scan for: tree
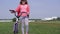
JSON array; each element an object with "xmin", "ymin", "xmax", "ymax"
[
  {"xmin": 12, "ymin": 18, "xmax": 16, "ymax": 22},
  {"xmin": 57, "ymin": 17, "xmax": 60, "ymax": 20}
]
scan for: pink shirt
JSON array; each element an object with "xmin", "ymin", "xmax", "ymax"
[{"xmin": 15, "ymin": 4, "xmax": 30, "ymax": 16}]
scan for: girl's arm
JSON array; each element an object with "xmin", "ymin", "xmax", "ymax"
[
  {"xmin": 15, "ymin": 5, "xmax": 20, "ymax": 12},
  {"xmin": 27, "ymin": 5, "xmax": 30, "ymax": 15},
  {"xmin": 15, "ymin": 5, "xmax": 21, "ymax": 16},
  {"xmin": 27, "ymin": 5, "xmax": 30, "ymax": 17}
]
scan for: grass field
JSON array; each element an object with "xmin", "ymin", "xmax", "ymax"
[{"xmin": 0, "ymin": 20, "xmax": 60, "ymax": 34}]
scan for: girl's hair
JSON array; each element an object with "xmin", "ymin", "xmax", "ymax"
[{"xmin": 20, "ymin": 0, "xmax": 28, "ymax": 4}]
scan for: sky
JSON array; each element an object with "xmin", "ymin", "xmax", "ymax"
[{"xmin": 0, "ymin": 0, "xmax": 60, "ymax": 19}]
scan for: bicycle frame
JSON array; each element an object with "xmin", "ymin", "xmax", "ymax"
[
  {"xmin": 14, "ymin": 12, "xmax": 19, "ymax": 34},
  {"xmin": 9, "ymin": 10, "xmax": 28, "ymax": 34}
]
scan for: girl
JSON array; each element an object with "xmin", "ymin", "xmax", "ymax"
[{"xmin": 15, "ymin": 0, "xmax": 30, "ymax": 34}]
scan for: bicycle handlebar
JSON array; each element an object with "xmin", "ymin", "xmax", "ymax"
[
  {"xmin": 9, "ymin": 10, "xmax": 29, "ymax": 18},
  {"xmin": 9, "ymin": 10, "xmax": 16, "ymax": 13}
]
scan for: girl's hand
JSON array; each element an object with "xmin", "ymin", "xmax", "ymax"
[{"xmin": 27, "ymin": 14, "xmax": 29, "ymax": 18}]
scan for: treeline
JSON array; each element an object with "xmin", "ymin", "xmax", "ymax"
[
  {"xmin": 53, "ymin": 17, "xmax": 60, "ymax": 21},
  {"xmin": 7, "ymin": 17, "xmax": 60, "ymax": 22}
]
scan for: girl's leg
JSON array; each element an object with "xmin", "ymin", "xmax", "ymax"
[
  {"xmin": 25, "ymin": 17, "xmax": 29, "ymax": 34},
  {"xmin": 21, "ymin": 17, "xmax": 25, "ymax": 34}
]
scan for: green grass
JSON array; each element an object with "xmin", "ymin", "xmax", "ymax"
[{"xmin": 0, "ymin": 20, "xmax": 60, "ymax": 34}]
